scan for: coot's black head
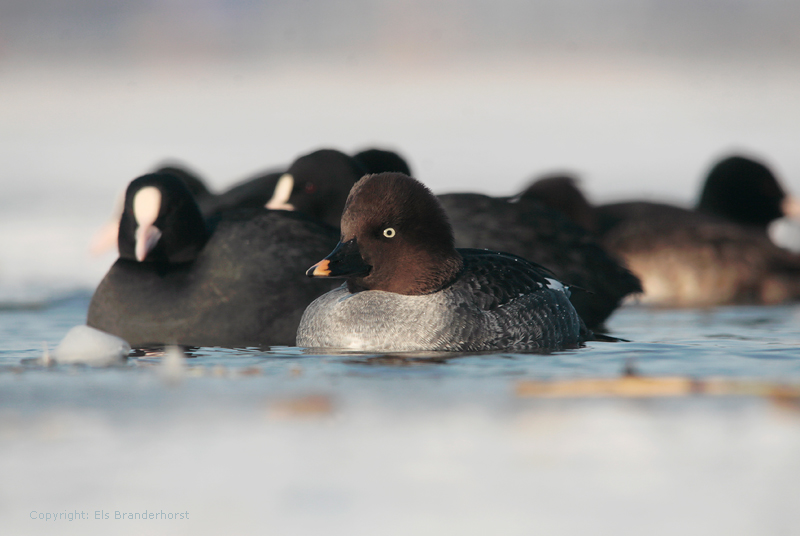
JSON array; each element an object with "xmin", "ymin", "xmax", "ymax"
[
  {"xmin": 698, "ymin": 155, "xmax": 786, "ymax": 228},
  {"xmin": 154, "ymin": 164, "xmax": 213, "ymax": 202},
  {"xmin": 519, "ymin": 174, "xmax": 597, "ymax": 233},
  {"xmin": 353, "ymin": 148, "xmax": 412, "ymax": 176},
  {"xmin": 118, "ymin": 173, "xmax": 209, "ymax": 264},
  {"xmin": 306, "ymin": 173, "xmax": 463, "ymax": 295},
  {"xmin": 265, "ymin": 149, "xmax": 366, "ymax": 228}
]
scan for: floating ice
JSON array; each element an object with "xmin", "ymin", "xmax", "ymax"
[{"xmin": 52, "ymin": 325, "xmax": 130, "ymax": 366}]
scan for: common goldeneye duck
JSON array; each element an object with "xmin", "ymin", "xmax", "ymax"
[
  {"xmin": 88, "ymin": 172, "xmax": 339, "ymax": 347},
  {"xmin": 297, "ymin": 173, "xmax": 590, "ymax": 352},
  {"xmin": 257, "ymin": 151, "xmax": 637, "ymax": 330}
]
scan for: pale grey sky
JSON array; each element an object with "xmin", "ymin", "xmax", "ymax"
[{"xmin": 2, "ymin": 1, "xmax": 799, "ymax": 66}]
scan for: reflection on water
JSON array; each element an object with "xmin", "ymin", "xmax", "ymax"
[{"xmin": 2, "ymin": 291, "xmax": 799, "ymax": 379}]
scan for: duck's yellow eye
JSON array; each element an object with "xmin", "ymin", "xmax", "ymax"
[{"xmin": 383, "ymin": 227, "xmax": 396, "ymax": 238}]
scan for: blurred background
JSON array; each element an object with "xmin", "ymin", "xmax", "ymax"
[{"xmin": 1, "ymin": 0, "xmax": 800, "ymax": 298}]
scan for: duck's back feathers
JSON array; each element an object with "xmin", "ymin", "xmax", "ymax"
[
  {"xmin": 455, "ymin": 248, "xmax": 557, "ymax": 308},
  {"xmin": 451, "ymin": 249, "xmax": 588, "ymax": 350}
]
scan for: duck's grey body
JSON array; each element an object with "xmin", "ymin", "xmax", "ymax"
[{"xmin": 298, "ymin": 249, "xmax": 585, "ymax": 352}]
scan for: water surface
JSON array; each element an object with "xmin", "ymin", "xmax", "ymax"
[{"xmin": 1, "ymin": 293, "xmax": 799, "ymax": 535}]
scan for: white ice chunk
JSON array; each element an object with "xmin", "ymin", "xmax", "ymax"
[{"xmin": 53, "ymin": 325, "xmax": 131, "ymax": 366}]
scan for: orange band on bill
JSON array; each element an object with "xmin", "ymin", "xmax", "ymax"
[{"xmin": 311, "ymin": 259, "xmax": 331, "ymax": 276}]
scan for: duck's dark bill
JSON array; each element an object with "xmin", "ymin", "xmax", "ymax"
[{"xmin": 306, "ymin": 238, "xmax": 371, "ymax": 278}]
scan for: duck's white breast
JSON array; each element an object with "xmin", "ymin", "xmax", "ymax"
[{"xmin": 296, "ymin": 284, "xmax": 472, "ymax": 352}]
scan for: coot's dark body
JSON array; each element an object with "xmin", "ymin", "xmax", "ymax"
[
  {"xmin": 201, "ymin": 170, "xmax": 284, "ymax": 216},
  {"xmin": 595, "ymin": 202, "xmax": 800, "ymax": 306},
  {"xmin": 438, "ymin": 193, "xmax": 642, "ymax": 329},
  {"xmin": 520, "ymin": 158, "xmax": 800, "ymax": 307},
  {"xmin": 88, "ymin": 174, "xmax": 340, "ymax": 347}
]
